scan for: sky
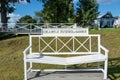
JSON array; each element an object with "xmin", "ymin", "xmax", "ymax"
[
  {"xmin": 98, "ymin": 0, "xmax": 120, "ymax": 16},
  {"xmin": 13, "ymin": 0, "xmax": 43, "ymax": 17},
  {"xmin": 10, "ymin": 0, "xmax": 120, "ymax": 22}
]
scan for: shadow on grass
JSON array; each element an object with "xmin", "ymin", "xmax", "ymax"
[
  {"xmin": 0, "ymin": 32, "xmax": 27, "ymax": 41},
  {"xmin": 28, "ymin": 71, "xmax": 56, "ymax": 80},
  {"xmin": 108, "ymin": 57, "xmax": 120, "ymax": 80}
]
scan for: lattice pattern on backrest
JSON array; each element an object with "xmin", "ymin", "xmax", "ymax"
[{"xmin": 30, "ymin": 35, "xmax": 100, "ymax": 54}]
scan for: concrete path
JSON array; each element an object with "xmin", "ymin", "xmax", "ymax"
[{"xmin": 28, "ymin": 71, "xmax": 110, "ymax": 80}]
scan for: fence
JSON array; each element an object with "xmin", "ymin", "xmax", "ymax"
[{"xmin": 0, "ymin": 23, "xmax": 76, "ymax": 34}]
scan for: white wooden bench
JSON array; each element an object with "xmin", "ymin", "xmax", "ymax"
[{"xmin": 23, "ymin": 28, "xmax": 109, "ymax": 80}]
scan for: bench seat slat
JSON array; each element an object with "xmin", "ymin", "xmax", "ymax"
[
  {"xmin": 26, "ymin": 53, "xmax": 105, "ymax": 65},
  {"xmin": 26, "ymin": 55, "xmax": 66, "ymax": 65},
  {"xmin": 66, "ymin": 54, "xmax": 105, "ymax": 65}
]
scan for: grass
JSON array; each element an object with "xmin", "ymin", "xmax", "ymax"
[
  {"xmin": 90, "ymin": 28, "xmax": 120, "ymax": 80},
  {"xmin": 0, "ymin": 28, "xmax": 120, "ymax": 80},
  {"xmin": 0, "ymin": 36, "xmax": 29, "ymax": 80}
]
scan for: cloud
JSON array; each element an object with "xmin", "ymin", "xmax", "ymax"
[
  {"xmin": 8, "ymin": 13, "xmax": 21, "ymax": 28},
  {"xmin": 73, "ymin": 0, "xmax": 119, "ymax": 4},
  {"xmin": 19, "ymin": 0, "xmax": 28, "ymax": 4},
  {"xmin": 0, "ymin": 13, "xmax": 21, "ymax": 28},
  {"xmin": 73, "ymin": 0, "xmax": 79, "ymax": 3},
  {"xmin": 8, "ymin": 13, "xmax": 21, "ymax": 23},
  {"xmin": 97, "ymin": 0, "xmax": 118, "ymax": 4}
]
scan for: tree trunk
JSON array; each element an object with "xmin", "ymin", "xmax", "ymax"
[{"xmin": 1, "ymin": 1, "xmax": 8, "ymax": 31}]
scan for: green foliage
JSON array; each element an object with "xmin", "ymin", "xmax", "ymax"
[
  {"xmin": 18, "ymin": 15, "xmax": 37, "ymax": 29},
  {"xmin": 35, "ymin": 11, "xmax": 45, "ymax": 23},
  {"xmin": 76, "ymin": 0, "xmax": 99, "ymax": 27},
  {"xmin": 0, "ymin": 33, "xmax": 13, "ymax": 40},
  {"xmin": 19, "ymin": 15, "xmax": 37, "ymax": 23},
  {"xmin": 36, "ymin": 0, "xmax": 74, "ymax": 23},
  {"xmin": 8, "ymin": 7, "xmax": 16, "ymax": 13},
  {"xmin": 94, "ymin": 24, "xmax": 99, "ymax": 30}
]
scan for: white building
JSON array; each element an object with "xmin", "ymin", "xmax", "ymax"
[
  {"xmin": 113, "ymin": 16, "xmax": 120, "ymax": 28},
  {"xmin": 95, "ymin": 12, "xmax": 115, "ymax": 28}
]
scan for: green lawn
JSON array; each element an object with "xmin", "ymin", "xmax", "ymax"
[{"xmin": 0, "ymin": 28, "xmax": 120, "ymax": 80}]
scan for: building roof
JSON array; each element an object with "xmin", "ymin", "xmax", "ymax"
[
  {"xmin": 97, "ymin": 12, "xmax": 114, "ymax": 19},
  {"xmin": 101, "ymin": 12, "xmax": 114, "ymax": 18}
]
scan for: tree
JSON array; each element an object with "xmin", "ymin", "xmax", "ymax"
[
  {"xmin": 35, "ymin": 11, "xmax": 44, "ymax": 23},
  {"xmin": 0, "ymin": 0, "xmax": 30, "ymax": 30},
  {"xmin": 17, "ymin": 15, "xmax": 37, "ymax": 29},
  {"xmin": 18, "ymin": 15, "xmax": 36, "ymax": 23},
  {"xmin": 76, "ymin": 0, "xmax": 99, "ymax": 27},
  {"xmin": 35, "ymin": 0, "xmax": 74, "ymax": 23}
]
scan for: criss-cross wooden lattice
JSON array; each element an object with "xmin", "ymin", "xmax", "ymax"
[{"xmin": 33, "ymin": 36, "xmax": 99, "ymax": 54}]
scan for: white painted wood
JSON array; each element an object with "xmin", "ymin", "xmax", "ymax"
[
  {"xmin": 30, "ymin": 34, "xmax": 100, "ymax": 37},
  {"xmin": 23, "ymin": 28, "xmax": 109, "ymax": 80},
  {"xmin": 26, "ymin": 56, "xmax": 66, "ymax": 65},
  {"xmin": 26, "ymin": 54, "xmax": 105, "ymax": 65},
  {"xmin": 31, "ymin": 52, "xmax": 100, "ymax": 55},
  {"xmin": 66, "ymin": 54, "xmax": 105, "ymax": 65},
  {"xmin": 31, "ymin": 69, "xmax": 104, "ymax": 72},
  {"xmin": 42, "ymin": 28, "xmax": 88, "ymax": 36},
  {"xmin": 24, "ymin": 55, "xmax": 27, "ymax": 80}
]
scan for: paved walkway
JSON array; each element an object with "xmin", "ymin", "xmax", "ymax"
[{"xmin": 28, "ymin": 71, "xmax": 110, "ymax": 80}]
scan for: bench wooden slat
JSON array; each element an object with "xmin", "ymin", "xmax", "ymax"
[{"xmin": 26, "ymin": 53, "xmax": 105, "ymax": 65}]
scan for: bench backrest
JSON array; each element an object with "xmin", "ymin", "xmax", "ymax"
[{"xmin": 29, "ymin": 28, "xmax": 101, "ymax": 55}]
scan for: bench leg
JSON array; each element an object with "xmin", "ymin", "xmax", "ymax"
[
  {"xmin": 64, "ymin": 65, "xmax": 67, "ymax": 70},
  {"xmin": 104, "ymin": 59, "xmax": 108, "ymax": 80},
  {"xmin": 24, "ymin": 60, "xmax": 27, "ymax": 80},
  {"xmin": 98, "ymin": 62, "xmax": 101, "ymax": 69},
  {"xmin": 30, "ymin": 62, "xmax": 32, "ymax": 69}
]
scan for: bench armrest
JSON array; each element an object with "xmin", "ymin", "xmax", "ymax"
[
  {"xmin": 23, "ymin": 45, "xmax": 32, "ymax": 58},
  {"xmin": 100, "ymin": 45, "xmax": 109, "ymax": 57},
  {"xmin": 100, "ymin": 45, "xmax": 109, "ymax": 52}
]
